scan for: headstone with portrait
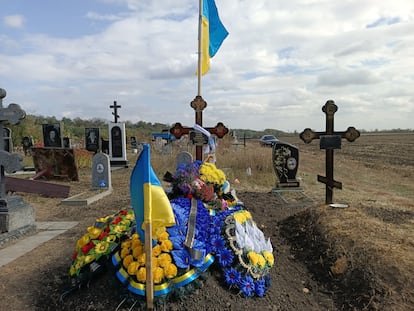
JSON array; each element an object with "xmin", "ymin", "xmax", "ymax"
[
  {"xmin": 42, "ymin": 124, "xmax": 63, "ymax": 148},
  {"xmin": 272, "ymin": 141, "xmax": 300, "ymax": 188},
  {"xmin": 86, "ymin": 128, "xmax": 100, "ymax": 153}
]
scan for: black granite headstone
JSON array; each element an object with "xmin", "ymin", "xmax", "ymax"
[
  {"xmin": 43, "ymin": 124, "xmax": 62, "ymax": 148},
  {"xmin": 272, "ymin": 141, "xmax": 300, "ymax": 188},
  {"xmin": 111, "ymin": 126, "xmax": 123, "ymax": 157},
  {"xmin": 86, "ymin": 128, "xmax": 100, "ymax": 152}
]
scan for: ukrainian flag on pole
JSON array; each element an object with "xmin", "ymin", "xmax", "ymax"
[
  {"xmin": 130, "ymin": 144, "xmax": 175, "ymax": 239},
  {"xmin": 201, "ymin": 0, "xmax": 228, "ymax": 75}
]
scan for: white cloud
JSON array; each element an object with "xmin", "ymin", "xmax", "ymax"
[
  {"xmin": 0, "ymin": 0, "xmax": 413, "ymax": 131},
  {"xmin": 3, "ymin": 15, "xmax": 25, "ymax": 28}
]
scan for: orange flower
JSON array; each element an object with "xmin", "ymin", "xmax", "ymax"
[{"xmin": 160, "ymin": 240, "xmax": 173, "ymax": 252}]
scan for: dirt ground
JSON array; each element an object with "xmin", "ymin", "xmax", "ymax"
[{"xmin": 0, "ymin": 132, "xmax": 413, "ymax": 311}]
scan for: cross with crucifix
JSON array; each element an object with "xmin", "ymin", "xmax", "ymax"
[
  {"xmin": 110, "ymin": 101, "xmax": 121, "ymax": 123},
  {"xmin": 300, "ymin": 100, "xmax": 360, "ymax": 204},
  {"xmin": 169, "ymin": 95, "xmax": 229, "ymax": 161}
]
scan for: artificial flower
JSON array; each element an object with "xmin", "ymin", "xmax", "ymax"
[
  {"xmin": 123, "ymin": 255, "xmax": 134, "ymax": 268},
  {"xmin": 87, "ymin": 226, "xmax": 102, "ymax": 239},
  {"xmin": 95, "ymin": 241, "xmax": 109, "ymax": 254},
  {"xmin": 160, "ymin": 239, "xmax": 173, "ymax": 252},
  {"xmin": 164, "ymin": 263, "xmax": 178, "ymax": 279},
  {"xmin": 263, "ymin": 250, "xmax": 274, "ymax": 266},
  {"xmin": 127, "ymin": 261, "xmax": 139, "ymax": 275},
  {"xmin": 153, "ymin": 266, "xmax": 164, "ymax": 284},
  {"xmin": 157, "ymin": 253, "xmax": 172, "ymax": 268},
  {"xmin": 136, "ymin": 267, "xmax": 146, "ymax": 283}
]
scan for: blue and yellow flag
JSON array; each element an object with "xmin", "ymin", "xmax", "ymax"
[
  {"xmin": 130, "ymin": 144, "xmax": 175, "ymax": 239},
  {"xmin": 201, "ymin": 0, "xmax": 228, "ymax": 75}
]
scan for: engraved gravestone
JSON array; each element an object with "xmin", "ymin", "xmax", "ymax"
[
  {"xmin": 272, "ymin": 142, "xmax": 300, "ymax": 188},
  {"xmin": 91, "ymin": 152, "xmax": 111, "ymax": 189},
  {"xmin": 176, "ymin": 151, "xmax": 193, "ymax": 168}
]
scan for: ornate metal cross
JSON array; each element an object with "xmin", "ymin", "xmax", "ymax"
[
  {"xmin": 110, "ymin": 101, "xmax": 121, "ymax": 123},
  {"xmin": 0, "ymin": 88, "xmax": 26, "ymax": 207},
  {"xmin": 170, "ymin": 95, "xmax": 229, "ymax": 161},
  {"xmin": 300, "ymin": 100, "xmax": 360, "ymax": 204}
]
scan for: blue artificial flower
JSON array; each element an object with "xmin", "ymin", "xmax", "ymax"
[
  {"xmin": 171, "ymin": 249, "xmax": 191, "ymax": 269},
  {"xmin": 223, "ymin": 267, "xmax": 241, "ymax": 287},
  {"xmin": 217, "ymin": 247, "xmax": 234, "ymax": 267},
  {"xmin": 210, "ymin": 235, "xmax": 225, "ymax": 253},
  {"xmin": 169, "ymin": 235, "xmax": 185, "ymax": 249},
  {"xmin": 255, "ymin": 277, "xmax": 267, "ymax": 297},
  {"xmin": 240, "ymin": 275, "xmax": 255, "ymax": 297}
]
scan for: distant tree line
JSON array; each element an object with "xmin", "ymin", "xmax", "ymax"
[{"xmin": 5, "ymin": 114, "xmax": 412, "ymax": 149}]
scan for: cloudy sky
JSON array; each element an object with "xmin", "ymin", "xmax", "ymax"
[{"xmin": 1, "ymin": 0, "xmax": 413, "ymax": 132}]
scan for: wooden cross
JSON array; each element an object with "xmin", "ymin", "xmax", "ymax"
[
  {"xmin": 169, "ymin": 95, "xmax": 229, "ymax": 161},
  {"xmin": 300, "ymin": 100, "xmax": 360, "ymax": 204},
  {"xmin": 110, "ymin": 101, "xmax": 121, "ymax": 123}
]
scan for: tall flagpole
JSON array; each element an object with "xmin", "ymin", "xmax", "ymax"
[
  {"xmin": 145, "ymin": 149, "xmax": 154, "ymax": 310},
  {"xmin": 197, "ymin": 0, "xmax": 202, "ymax": 96}
]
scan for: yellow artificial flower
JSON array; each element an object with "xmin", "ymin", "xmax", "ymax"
[
  {"xmin": 137, "ymin": 253, "xmax": 146, "ymax": 266},
  {"xmin": 75, "ymin": 256, "xmax": 85, "ymax": 270},
  {"xmin": 164, "ymin": 263, "xmax": 178, "ymax": 279},
  {"xmin": 84, "ymin": 254, "xmax": 96, "ymax": 264},
  {"xmin": 152, "ymin": 256, "xmax": 159, "ymax": 268},
  {"xmin": 120, "ymin": 246, "xmax": 131, "ymax": 259},
  {"xmin": 69, "ymin": 265, "xmax": 76, "ymax": 276},
  {"xmin": 157, "ymin": 231, "xmax": 169, "ymax": 241},
  {"xmin": 257, "ymin": 254, "xmax": 266, "ymax": 268},
  {"xmin": 113, "ymin": 225, "xmax": 127, "ymax": 234},
  {"xmin": 153, "ymin": 267, "xmax": 164, "ymax": 284},
  {"xmin": 131, "ymin": 233, "xmax": 140, "ymax": 240},
  {"xmin": 160, "ymin": 239, "xmax": 173, "ymax": 253},
  {"xmin": 132, "ymin": 239, "xmax": 142, "ymax": 249},
  {"xmin": 123, "ymin": 254, "xmax": 134, "ymax": 268},
  {"xmin": 76, "ymin": 234, "xmax": 90, "ymax": 249},
  {"xmin": 87, "ymin": 226, "xmax": 102, "ymax": 239},
  {"xmin": 121, "ymin": 240, "xmax": 132, "ymax": 250},
  {"xmin": 95, "ymin": 216, "xmax": 109, "ymax": 223},
  {"xmin": 132, "ymin": 245, "xmax": 144, "ymax": 259},
  {"xmin": 106, "ymin": 235, "xmax": 117, "ymax": 243},
  {"xmin": 199, "ymin": 163, "xmax": 226, "ymax": 186},
  {"xmin": 136, "ymin": 267, "xmax": 146, "ymax": 283},
  {"xmin": 263, "ymin": 250, "xmax": 274, "ymax": 266},
  {"xmin": 247, "ymin": 251, "xmax": 259, "ymax": 266},
  {"xmin": 154, "ymin": 226, "xmax": 166, "ymax": 239},
  {"xmin": 125, "ymin": 212, "xmax": 135, "ymax": 221},
  {"xmin": 95, "ymin": 241, "xmax": 109, "ymax": 254},
  {"xmin": 152, "ymin": 244, "xmax": 162, "ymax": 257},
  {"xmin": 127, "ymin": 261, "xmax": 139, "ymax": 275},
  {"xmin": 157, "ymin": 253, "xmax": 172, "ymax": 268}
]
